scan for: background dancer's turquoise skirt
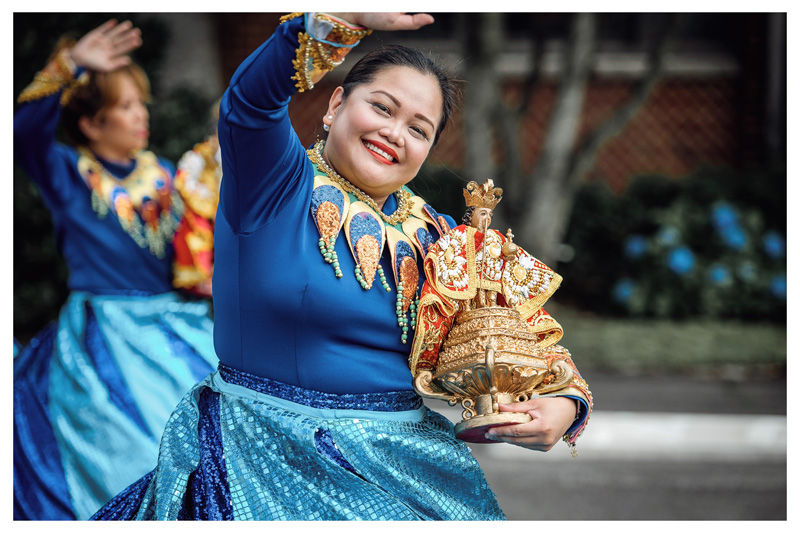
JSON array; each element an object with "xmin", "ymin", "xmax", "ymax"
[
  {"xmin": 93, "ymin": 366, "xmax": 506, "ymax": 520},
  {"xmin": 14, "ymin": 291, "xmax": 218, "ymax": 520}
]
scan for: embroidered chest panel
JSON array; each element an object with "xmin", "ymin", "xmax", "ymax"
[{"xmin": 78, "ymin": 148, "xmax": 184, "ymax": 259}]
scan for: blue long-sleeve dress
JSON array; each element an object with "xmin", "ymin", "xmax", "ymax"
[
  {"xmin": 91, "ymin": 14, "xmax": 590, "ymax": 521},
  {"xmin": 13, "ymin": 51, "xmax": 218, "ymax": 520}
]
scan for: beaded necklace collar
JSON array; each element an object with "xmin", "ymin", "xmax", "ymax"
[
  {"xmin": 77, "ymin": 147, "xmax": 183, "ymax": 259},
  {"xmin": 308, "ymin": 140, "xmax": 413, "ymax": 226}
]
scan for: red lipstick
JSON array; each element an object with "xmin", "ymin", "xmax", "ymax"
[{"xmin": 363, "ymin": 139, "xmax": 398, "ymax": 164}]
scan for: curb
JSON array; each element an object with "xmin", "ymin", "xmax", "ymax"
[{"xmin": 473, "ymin": 410, "xmax": 788, "ymax": 462}]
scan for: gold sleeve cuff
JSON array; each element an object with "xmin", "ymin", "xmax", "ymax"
[
  {"xmin": 538, "ymin": 344, "xmax": 593, "ymax": 451},
  {"xmin": 17, "ymin": 48, "xmax": 87, "ymax": 105},
  {"xmin": 284, "ymin": 12, "xmax": 372, "ymax": 92}
]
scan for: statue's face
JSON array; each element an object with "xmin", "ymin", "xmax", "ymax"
[{"xmin": 470, "ymin": 207, "xmax": 493, "ymax": 232}]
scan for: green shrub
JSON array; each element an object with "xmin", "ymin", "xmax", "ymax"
[{"xmin": 559, "ymin": 167, "xmax": 786, "ymax": 321}]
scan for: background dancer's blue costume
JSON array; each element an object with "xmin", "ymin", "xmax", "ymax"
[
  {"xmin": 13, "ymin": 50, "xmax": 218, "ymax": 520},
  {"xmin": 92, "ymin": 13, "xmax": 591, "ymax": 521}
]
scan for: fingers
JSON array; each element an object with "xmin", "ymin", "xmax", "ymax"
[
  {"xmin": 496, "ymin": 401, "xmax": 531, "ymax": 414},
  {"xmin": 404, "ymin": 13, "xmax": 435, "ymax": 29},
  {"xmin": 485, "ymin": 419, "xmax": 560, "ymax": 451},
  {"xmin": 106, "ymin": 20, "xmax": 141, "ymax": 52},
  {"xmin": 391, "ymin": 13, "xmax": 435, "ymax": 30},
  {"xmin": 90, "ymin": 19, "xmax": 119, "ymax": 35},
  {"xmin": 113, "ymin": 29, "xmax": 143, "ymax": 56},
  {"xmin": 104, "ymin": 19, "xmax": 133, "ymax": 38},
  {"xmin": 358, "ymin": 13, "xmax": 435, "ymax": 31}
]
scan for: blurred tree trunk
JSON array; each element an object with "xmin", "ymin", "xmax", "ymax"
[
  {"xmin": 460, "ymin": 13, "xmax": 504, "ymax": 186},
  {"xmin": 457, "ymin": 13, "xmax": 681, "ymax": 266}
]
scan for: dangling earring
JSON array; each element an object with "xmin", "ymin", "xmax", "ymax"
[{"xmin": 323, "ymin": 115, "xmax": 332, "ymax": 132}]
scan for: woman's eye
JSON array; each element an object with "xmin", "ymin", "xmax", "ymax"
[
  {"xmin": 372, "ymin": 102, "xmax": 389, "ymax": 113},
  {"xmin": 412, "ymin": 126, "xmax": 429, "ymax": 140}
]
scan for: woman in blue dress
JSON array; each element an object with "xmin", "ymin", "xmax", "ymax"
[
  {"xmin": 13, "ymin": 19, "xmax": 218, "ymax": 520},
  {"xmin": 92, "ymin": 12, "xmax": 592, "ymax": 520}
]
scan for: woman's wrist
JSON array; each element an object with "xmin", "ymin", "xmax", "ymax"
[
  {"xmin": 322, "ymin": 13, "xmax": 362, "ymax": 27},
  {"xmin": 62, "ymin": 47, "xmax": 78, "ymax": 72},
  {"xmin": 310, "ymin": 13, "xmax": 371, "ymax": 43},
  {"xmin": 285, "ymin": 12, "xmax": 371, "ymax": 93}
]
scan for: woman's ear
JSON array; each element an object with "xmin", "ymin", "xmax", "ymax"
[
  {"xmin": 326, "ymin": 86, "xmax": 345, "ymax": 120},
  {"xmin": 78, "ymin": 115, "xmax": 102, "ymax": 142}
]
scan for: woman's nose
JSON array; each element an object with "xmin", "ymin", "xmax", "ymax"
[{"xmin": 380, "ymin": 123, "xmax": 404, "ymax": 147}]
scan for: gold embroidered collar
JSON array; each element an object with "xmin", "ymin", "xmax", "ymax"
[
  {"xmin": 77, "ymin": 147, "xmax": 183, "ymax": 259},
  {"xmin": 307, "ymin": 140, "xmax": 413, "ymax": 226}
]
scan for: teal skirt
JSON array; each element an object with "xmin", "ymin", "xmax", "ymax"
[
  {"xmin": 14, "ymin": 291, "xmax": 218, "ymax": 520},
  {"xmin": 93, "ymin": 365, "xmax": 506, "ymax": 520}
]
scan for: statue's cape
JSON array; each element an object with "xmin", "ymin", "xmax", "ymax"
[{"xmin": 410, "ymin": 225, "xmax": 564, "ymax": 375}]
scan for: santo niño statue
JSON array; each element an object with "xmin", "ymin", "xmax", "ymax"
[{"xmin": 409, "ymin": 179, "xmax": 592, "ymax": 446}]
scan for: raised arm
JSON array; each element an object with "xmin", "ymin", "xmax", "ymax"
[{"xmin": 217, "ymin": 12, "xmax": 433, "ymax": 234}]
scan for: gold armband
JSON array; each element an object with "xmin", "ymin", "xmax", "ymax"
[
  {"xmin": 18, "ymin": 48, "xmax": 88, "ymax": 105},
  {"xmin": 283, "ymin": 12, "xmax": 372, "ymax": 92}
]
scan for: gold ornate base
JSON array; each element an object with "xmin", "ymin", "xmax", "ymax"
[{"xmin": 454, "ymin": 412, "xmax": 532, "ymax": 443}]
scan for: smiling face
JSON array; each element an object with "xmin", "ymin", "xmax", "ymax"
[
  {"xmin": 321, "ymin": 66, "xmax": 444, "ymax": 208},
  {"xmin": 83, "ymin": 73, "xmax": 150, "ymax": 162}
]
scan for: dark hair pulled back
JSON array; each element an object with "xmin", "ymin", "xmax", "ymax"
[{"xmin": 341, "ymin": 44, "xmax": 460, "ymax": 146}]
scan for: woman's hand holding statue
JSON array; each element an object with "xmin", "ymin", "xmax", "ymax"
[{"xmin": 485, "ymin": 397, "xmax": 579, "ymax": 451}]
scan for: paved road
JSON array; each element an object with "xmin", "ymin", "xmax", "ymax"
[{"xmin": 425, "ymin": 374, "xmax": 788, "ymax": 520}]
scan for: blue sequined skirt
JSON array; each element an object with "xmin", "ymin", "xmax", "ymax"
[
  {"xmin": 13, "ymin": 291, "xmax": 218, "ymax": 520},
  {"xmin": 92, "ymin": 364, "xmax": 506, "ymax": 520}
]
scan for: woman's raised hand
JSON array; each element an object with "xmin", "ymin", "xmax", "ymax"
[
  {"xmin": 327, "ymin": 13, "xmax": 435, "ymax": 31},
  {"xmin": 69, "ymin": 19, "xmax": 143, "ymax": 72}
]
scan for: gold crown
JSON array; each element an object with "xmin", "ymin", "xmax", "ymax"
[{"xmin": 463, "ymin": 179, "xmax": 503, "ymax": 210}]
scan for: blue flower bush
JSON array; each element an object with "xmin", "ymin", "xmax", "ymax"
[
  {"xmin": 612, "ymin": 278, "xmax": 637, "ymax": 304},
  {"xmin": 667, "ymin": 246, "xmax": 695, "ymax": 274},
  {"xmin": 708, "ymin": 264, "xmax": 733, "ymax": 287},
  {"xmin": 623, "ymin": 235, "xmax": 647, "ymax": 259},
  {"xmin": 762, "ymin": 231, "xmax": 786, "ymax": 258},
  {"xmin": 559, "ymin": 168, "xmax": 786, "ymax": 320}
]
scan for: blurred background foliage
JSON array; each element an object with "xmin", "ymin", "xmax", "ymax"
[{"xmin": 559, "ymin": 166, "xmax": 786, "ymax": 321}]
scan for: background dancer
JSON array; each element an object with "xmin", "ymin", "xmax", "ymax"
[{"xmin": 13, "ymin": 19, "xmax": 218, "ymax": 520}]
